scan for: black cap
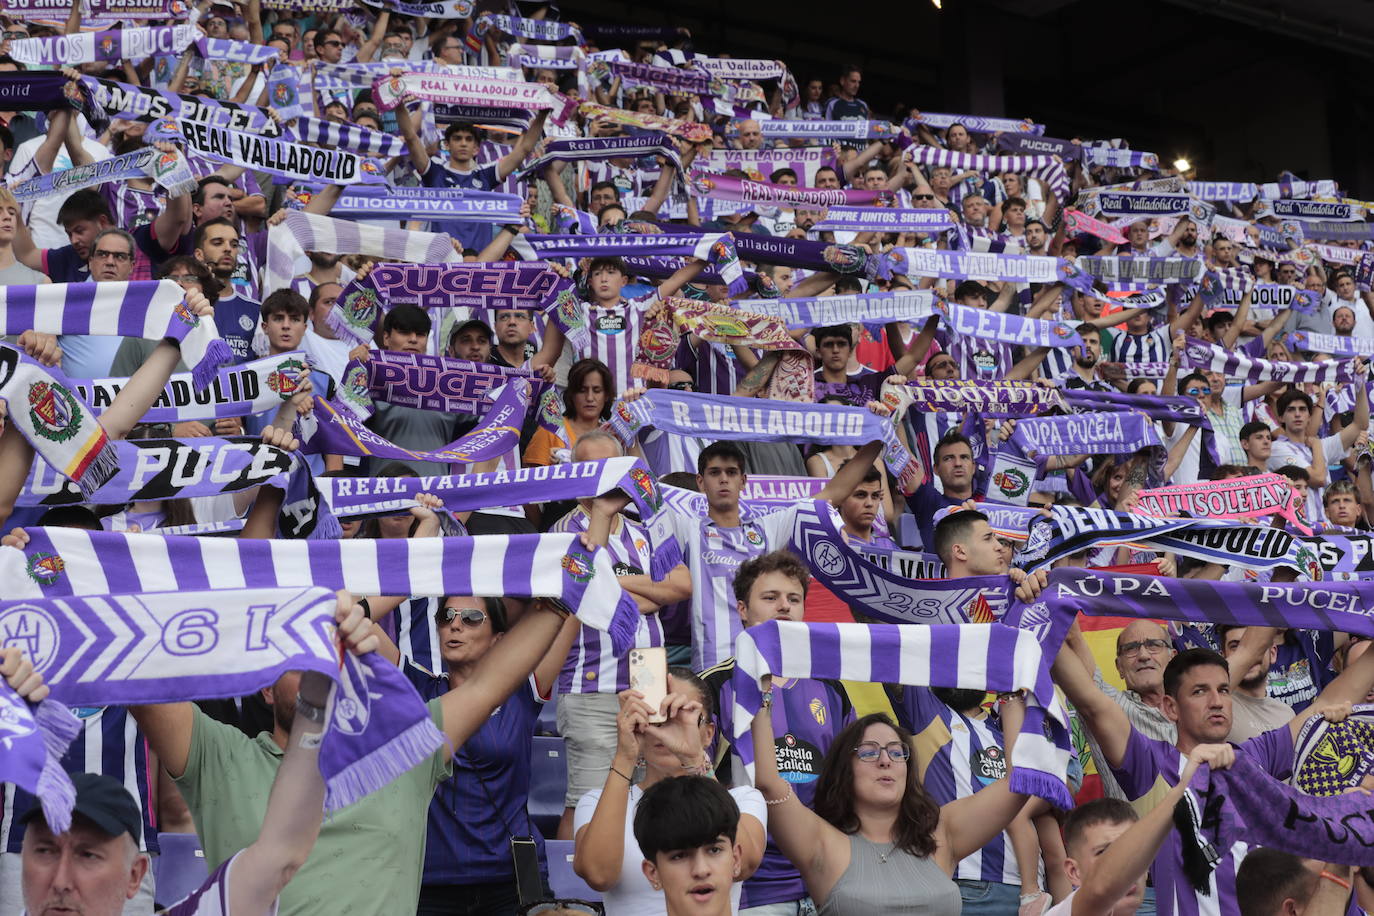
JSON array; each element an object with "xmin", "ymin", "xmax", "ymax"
[
  {"xmin": 21, "ymin": 772, "xmax": 142, "ymax": 842},
  {"xmin": 450, "ymin": 318, "xmax": 494, "ymax": 342}
]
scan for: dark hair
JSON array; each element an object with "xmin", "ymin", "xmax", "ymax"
[
  {"xmin": 563, "ymin": 359, "xmax": 614, "ymax": 420},
  {"xmin": 1239, "ymin": 420, "xmax": 1271, "ymax": 442},
  {"xmin": 953, "ymin": 280, "xmax": 989, "ymax": 302},
  {"xmin": 1203, "ymin": 311, "xmax": 1233, "ymax": 334},
  {"xmin": 814, "ymin": 165, "xmax": 840, "ymax": 182},
  {"xmin": 435, "ymin": 596, "xmax": 509, "ymax": 633},
  {"xmin": 586, "ymin": 255, "xmax": 629, "ymax": 279},
  {"xmin": 443, "ymin": 121, "xmax": 483, "ymax": 143},
  {"xmin": 833, "ymin": 276, "xmax": 864, "ymax": 295},
  {"xmin": 1276, "ymin": 390, "xmax": 1313, "ymax": 416},
  {"xmin": 194, "ymin": 217, "xmax": 238, "ymax": 252},
  {"xmin": 1162, "ymin": 647, "xmax": 1228, "ymax": 699},
  {"xmin": 1276, "ymin": 464, "xmax": 1309, "ymax": 485},
  {"xmin": 661, "ymin": 471, "xmax": 698, "ymax": 491},
  {"xmin": 931, "ymin": 509, "xmax": 988, "ymax": 566},
  {"xmin": 193, "ymin": 174, "xmax": 231, "ymax": 205},
  {"xmin": 589, "ymin": 180, "xmax": 620, "ymax": 199},
  {"xmin": 260, "ymin": 289, "xmax": 309, "ymax": 322},
  {"xmin": 381, "ymin": 304, "xmax": 431, "ymax": 336},
  {"xmin": 813, "ymin": 324, "xmax": 853, "ymax": 348},
  {"xmin": 633, "ymin": 776, "xmax": 740, "ymax": 861},
  {"xmin": 813, "ymin": 713, "xmax": 939, "ymax": 857},
  {"xmin": 1178, "ymin": 371, "xmax": 1209, "ymax": 393},
  {"xmin": 56, "ymin": 189, "xmax": 112, "ymax": 230},
  {"xmin": 732, "ymin": 550, "xmax": 809, "ymax": 604},
  {"xmin": 1062, "ymin": 797, "xmax": 1138, "ymax": 856},
  {"xmin": 1236, "ymin": 847, "xmax": 1318, "ymax": 916},
  {"xmin": 0, "ymin": 123, "xmax": 15, "ymax": 155},
  {"xmin": 836, "ymin": 459, "xmax": 882, "ymax": 487},
  {"xmin": 37, "ymin": 505, "xmax": 103, "ymax": 530},
  {"xmin": 697, "ymin": 441, "xmax": 748, "ymax": 476},
  {"xmin": 313, "ymin": 28, "xmax": 341, "ymax": 48},
  {"xmin": 1125, "ymin": 378, "xmax": 1155, "ymax": 394},
  {"xmin": 668, "ymin": 665, "xmax": 716, "ymax": 721},
  {"xmin": 933, "ymin": 431, "xmax": 972, "ymax": 464},
  {"xmin": 838, "ymin": 63, "xmax": 861, "ymax": 77},
  {"xmin": 770, "ymin": 167, "xmax": 797, "ymax": 183},
  {"xmin": 1003, "ymin": 196, "xmax": 1027, "ymax": 210}
]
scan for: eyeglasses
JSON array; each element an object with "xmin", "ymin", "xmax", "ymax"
[
  {"xmin": 854, "ymin": 741, "xmax": 910, "ymax": 763},
  {"xmin": 3, "ymin": 30, "xmax": 28, "ymax": 39},
  {"xmin": 438, "ymin": 606, "xmax": 488, "ymax": 628},
  {"xmin": 92, "ymin": 248, "xmax": 133, "ymax": 262},
  {"xmin": 1119, "ymin": 638, "xmax": 1170, "ymax": 658},
  {"xmin": 668, "ymin": 381, "xmax": 694, "ymax": 391},
  {"xmin": 1184, "ymin": 386, "xmax": 1212, "ymax": 397},
  {"xmin": 165, "ymin": 273, "xmax": 201, "ymax": 286},
  {"xmin": 519, "ymin": 901, "xmax": 604, "ymax": 916}
]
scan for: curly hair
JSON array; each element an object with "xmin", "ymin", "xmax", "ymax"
[{"xmin": 811, "ymin": 713, "xmax": 941, "ymax": 858}]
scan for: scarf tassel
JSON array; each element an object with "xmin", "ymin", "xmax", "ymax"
[
  {"xmin": 632, "ymin": 364, "xmax": 671, "ymax": 384},
  {"xmin": 648, "ymin": 533, "xmax": 684, "ymax": 581},
  {"xmin": 74, "ymin": 440, "xmax": 120, "ymax": 500},
  {"xmin": 35, "ymin": 700, "xmax": 81, "ymax": 834},
  {"xmin": 322, "ymin": 714, "xmax": 448, "ymax": 812},
  {"xmin": 190, "ymin": 339, "xmax": 235, "ymax": 392},
  {"xmin": 1009, "ymin": 764, "xmax": 1074, "ymax": 811}
]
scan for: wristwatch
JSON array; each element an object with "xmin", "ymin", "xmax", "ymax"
[{"xmin": 295, "ymin": 695, "xmax": 327, "ymax": 725}]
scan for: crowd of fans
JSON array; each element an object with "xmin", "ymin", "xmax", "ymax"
[{"xmin": 1, "ymin": 1, "xmax": 1374, "ymax": 915}]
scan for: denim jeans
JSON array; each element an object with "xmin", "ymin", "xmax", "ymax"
[{"xmin": 956, "ymin": 879, "xmax": 1023, "ymax": 915}]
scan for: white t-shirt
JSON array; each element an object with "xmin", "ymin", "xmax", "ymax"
[
  {"xmin": 1268, "ymin": 432, "xmax": 1347, "ymax": 524},
  {"xmin": 574, "ymin": 783, "xmax": 766, "ymax": 916},
  {"xmin": 1044, "ymin": 889, "xmax": 1076, "ymax": 915},
  {"xmin": 11, "ymin": 131, "xmax": 112, "ymax": 248}
]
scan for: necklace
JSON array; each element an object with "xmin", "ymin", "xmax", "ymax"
[{"xmin": 876, "ymin": 842, "xmax": 896, "ymax": 864}]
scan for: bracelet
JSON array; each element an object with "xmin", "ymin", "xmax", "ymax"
[
  {"xmin": 357, "ymin": 597, "xmax": 371, "ymax": 621},
  {"xmin": 760, "ymin": 688, "xmax": 775, "ymax": 710},
  {"xmin": 1319, "ymin": 870, "xmax": 1352, "ymax": 891},
  {"xmin": 294, "ymin": 695, "xmax": 327, "ymax": 725},
  {"xmin": 610, "ymin": 766, "xmax": 633, "ymax": 784},
  {"xmin": 764, "ymin": 787, "xmax": 793, "ymax": 807}
]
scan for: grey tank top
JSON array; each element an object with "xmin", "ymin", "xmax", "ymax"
[{"xmin": 815, "ymin": 833, "xmax": 962, "ymax": 916}]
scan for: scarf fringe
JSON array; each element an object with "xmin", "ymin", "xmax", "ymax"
[
  {"xmin": 190, "ymin": 339, "xmax": 235, "ymax": 391},
  {"xmin": 648, "ymin": 537, "xmax": 683, "ymax": 581},
  {"xmin": 75, "ymin": 442, "xmax": 120, "ymax": 499},
  {"xmin": 322, "ymin": 715, "xmax": 447, "ymax": 812},
  {"xmin": 325, "ymin": 308, "xmax": 368, "ymax": 347},
  {"xmin": 632, "ymin": 364, "xmax": 670, "ymax": 383},
  {"xmin": 35, "ymin": 700, "xmax": 81, "ymax": 834},
  {"xmin": 1009, "ymin": 767, "xmax": 1073, "ymax": 811},
  {"xmin": 605, "ymin": 592, "xmax": 641, "ymax": 656}
]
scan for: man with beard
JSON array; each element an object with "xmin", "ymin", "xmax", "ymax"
[
  {"xmin": 290, "ymin": 250, "xmax": 355, "ymax": 299},
  {"xmin": 1023, "ymin": 218, "xmax": 1050, "ymax": 255},
  {"xmin": 1217, "ymin": 625, "xmax": 1294, "ymax": 741},
  {"xmin": 195, "ymin": 217, "xmax": 260, "ymax": 363},
  {"xmin": 1057, "ymin": 323, "xmax": 1113, "ymax": 391},
  {"xmin": 1152, "ymin": 215, "xmax": 1200, "ymax": 258}
]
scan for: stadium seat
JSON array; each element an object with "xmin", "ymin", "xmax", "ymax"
[
  {"xmin": 537, "ymin": 690, "xmax": 560, "ymax": 735},
  {"xmin": 153, "ymin": 832, "xmax": 209, "ymax": 907},
  {"xmin": 528, "ymin": 734, "xmax": 568, "ymax": 837},
  {"xmin": 545, "ymin": 839, "xmax": 601, "ymax": 902}
]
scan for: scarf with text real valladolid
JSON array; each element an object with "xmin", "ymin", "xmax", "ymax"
[
  {"xmin": 729, "ymin": 620, "xmax": 1073, "ymax": 808},
  {"xmin": 0, "ymin": 586, "xmax": 446, "ymax": 829}
]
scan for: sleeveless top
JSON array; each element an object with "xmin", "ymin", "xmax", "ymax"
[{"xmin": 816, "ymin": 834, "xmax": 962, "ymax": 916}]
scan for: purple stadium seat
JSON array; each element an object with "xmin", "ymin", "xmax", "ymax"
[
  {"xmin": 153, "ymin": 832, "xmax": 209, "ymax": 908},
  {"xmin": 544, "ymin": 839, "xmax": 601, "ymax": 902},
  {"xmin": 528, "ymin": 734, "xmax": 567, "ymax": 837}
]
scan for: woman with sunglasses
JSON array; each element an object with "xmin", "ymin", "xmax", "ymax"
[
  {"xmin": 751, "ymin": 697, "xmax": 1030, "ymax": 915},
  {"xmin": 574, "ymin": 670, "xmax": 767, "ymax": 915}
]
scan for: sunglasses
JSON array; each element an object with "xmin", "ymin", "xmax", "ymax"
[
  {"xmin": 913, "ymin": 194, "xmax": 935, "ymax": 201},
  {"xmin": 668, "ymin": 380, "xmax": 694, "ymax": 391},
  {"xmin": 437, "ymin": 606, "xmax": 488, "ymax": 628},
  {"xmin": 3, "ymin": 30, "xmax": 28, "ymax": 39},
  {"xmin": 1184, "ymin": 386, "xmax": 1212, "ymax": 396},
  {"xmin": 854, "ymin": 741, "xmax": 910, "ymax": 763}
]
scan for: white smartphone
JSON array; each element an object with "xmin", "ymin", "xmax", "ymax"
[{"xmin": 628, "ymin": 646, "xmax": 669, "ymax": 724}]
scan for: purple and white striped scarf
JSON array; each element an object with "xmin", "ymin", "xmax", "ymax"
[
  {"xmin": 506, "ymin": 42, "xmax": 584, "ymax": 69},
  {"xmin": 0, "ymin": 280, "xmax": 230, "ymax": 390},
  {"xmin": 1260, "ymin": 179, "xmax": 1340, "ymax": 199},
  {"xmin": 516, "ymin": 134, "xmax": 685, "ymax": 184},
  {"xmin": 1180, "ymin": 336, "xmax": 1359, "ymax": 384},
  {"xmin": 1, "ymin": 525, "xmax": 641, "ymax": 654},
  {"xmin": 516, "ymin": 231, "xmax": 746, "ymax": 295},
  {"xmin": 906, "ymin": 145, "xmax": 1068, "ymax": 199},
  {"xmin": 151, "ymin": 119, "xmax": 385, "ymax": 189},
  {"xmin": 372, "ymin": 72, "xmax": 576, "ymax": 125},
  {"xmin": 1287, "ymin": 331, "xmax": 1374, "ymax": 357},
  {"xmin": 84, "ymin": 77, "xmax": 282, "ymax": 137},
  {"xmin": 689, "ymin": 170, "xmax": 891, "ymax": 208},
  {"xmin": 72, "ymin": 351, "xmax": 310, "ymax": 423},
  {"xmin": 8, "ymin": 145, "xmax": 195, "ymax": 203},
  {"xmin": 194, "ymin": 37, "xmax": 281, "ymax": 65},
  {"xmin": 1012, "ymin": 411, "xmax": 1162, "ymax": 456},
  {"xmin": 473, "ymin": 12, "xmax": 583, "ymax": 42},
  {"xmin": 729, "ymin": 619, "xmax": 1072, "ymax": 807},
  {"xmin": 305, "ymin": 378, "xmax": 534, "ymax": 466},
  {"xmin": 814, "ymin": 206, "xmax": 957, "ymax": 233},
  {"xmin": 311, "ymin": 62, "xmax": 521, "ymax": 93},
  {"xmin": 265, "ymin": 211, "xmax": 460, "ymax": 297},
  {"xmin": 1075, "ymin": 255, "xmax": 1206, "ymax": 285},
  {"xmin": 0, "ymin": 587, "xmax": 444, "ymax": 833},
  {"xmin": 607, "ymin": 59, "xmax": 712, "ymax": 94},
  {"xmin": 893, "ymin": 247, "xmax": 1094, "ymax": 294},
  {"xmin": 9, "ymin": 25, "xmax": 197, "ymax": 66},
  {"xmin": 1082, "ymin": 147, "xmax": 1160, "ymax": 170},
  {"xmin": 286, "ymin": 116, "xmax": 407, "ymax": 158},
  {"xmin": 336, "ymin": 350, "xmax": 550, "ymax": 421},
  {"xmin": 731, "ymin": 288, "xmax": 938, "ymax": 330},
  {"xmin": 882, "ymin": 378, "xmax": 1065, "ymax": 417},
  {"xmin": 297, "ymin": 185, "xmax": 523, "ymax": 223},
  {"xmin": 907, "ymin": 112, "xmax": 1045, "ymax": 135},
  {"xmin": 330, "ymin": 263, "xmax": 569, "ymax": 346},
  {"xmin": 21, "ymin": 436, "xmax": 337, "ymax": 539},
  {"xmin": 757, "ymin": 119, "xmax": 901, "ymax": 141}
]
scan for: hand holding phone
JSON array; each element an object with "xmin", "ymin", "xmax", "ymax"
[{"xmin": 629, "ymin": 647, "xmax": 668, "ymax": 724}]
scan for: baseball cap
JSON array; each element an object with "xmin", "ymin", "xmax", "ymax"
[
  {"xmin": 451, "ymin": 318, "xmax": 494, "ymax": 341},
  {"xmin": 21, "ymin": 772, "xmax": 142, "ymax": 842}
]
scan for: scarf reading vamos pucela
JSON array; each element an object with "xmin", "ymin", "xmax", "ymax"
[
  {"xmin": 631, "ymin": 296, "xmax": 813, "ymax": 398},
  {"xmin": 687, "ymin": 170, "xmax": 892, "ymax": 208},
  {"xmin": 728, "ymin": 620, "xmax": 1072, "ymax": 807},
  {"xmin": 516, "ymin": 135, "xmax": 687, "ymax": 185},
  {"xmin": 1187, "ymin": 181, "xmax": 1259, "ymax": 202},
  {"xmin": 327, "ymin": 262, "xmax": 572, "ymax": 347},
  {"xmin": 83, "ymin": 77, "xmax": 280, "ymax": 136},
  {"xmin": 0, "ymin": 346, "xmax": 117, "ymax": 498},
  {"xmin": 934, "ymin": 298, "xmax": 1084, "ymax": 349},
  {"xmin": 905, "ymin": 145, "xmax": 1069, "ymax": 199},
  {"xmin": 264, "ymin": 211, "xmax": 461, "ymax": 298},
  {"xmin": 576, "ymin": 102, "xmax": 712, "ymax": 142},
  {"xmin": 513, "ymin": 232, "xmax": 746, "ymax": 295},
  {"xmin": 730, "ymin": 288, "xmax": 940, "ymax": 331},
  {"xmin": 333, "ymin": 350, "xmax": 553, "ymax": 425},
  {"xmin": 71, "ymin": 351, "xmax": 310, "ymax": 422},
  {"xmin": 371, "ymin": 72, "xmax": 577, "ymax": 125},
  {"xmin": 7, "ymin": 24, "xmax": 197, "ymax": 66},
  {"xmin": 21, "ymin": 436, "xmax": 338, "ymax": 538},
  {"xmin": 0, "ymin": 586, "xmax": 446, "ymax": 829},
  {"xmin": 890, "ymin": 247, "xmax": 1095, "ymax": 294},
  {"xmin": 813, "ymin": 206, "xmax": 958, "ymax": 233},
  {"xmin": 318, "ymin": 457, "xmax": 685, "ymax": 580},
  {"xmin": 192, "ymin": 36, "xmax": 282, "ymax": 65},
  {"xmin": 1132, "ymin": 473, "xmax": 1308, "ymax": 532},
  {"xmin": 8, "ymin": 145, "xmax": 196, "ymax": 202},
  {"xmin": 606, "ymin": 389, "xmax": 921, "ymax": 488},
  {"xmin": 145, "ymin": 118, "xmax": 386, "ymax": 188},
  {"xmin": 0, "ymin": 280, "xmax": 230, "ymax": 390},
  {"xmin": 1011, "ymin": 411, "xmax": 1162, "ymax": 456},
  {"xmin": 1180, "ymin": 336, "xmax": 1360, "ymax": 384}
]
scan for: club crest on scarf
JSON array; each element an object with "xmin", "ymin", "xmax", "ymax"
[
  {"xmin": 27, "ymin": 382, "xmax": 82, "ymax": 443},
  {"xmin": 266, "ymin": 358, "xmax": 308, "ymax": 397},
  {"xmin": 561, "ymin": 550, "xmax": 595, "ymax": 583},
  {"xmin": 821, "ymin": 245, "xmax": 864, "ymax": 275},
  {"xmin": 628, "ymin": 467, "xmax": 662, "ymax": 511},
  {"xmin": 0, "ymin": 687, "xmax": 37, "ymax": 750},
  {"xmin": 341, "ymin": 287, "xmax": 380, "ymax": 332},
  {"xmin": 993, "ymin": 468, "xmax": 1031, "ymax": 499},
  {"xmin": 1294, "ymin": 710, "xmax": 1374, "ymax": 797},
  {"xmin": 25, "ymin": 552, "xmax": 65, "ymax": 586},
  {"xmin": 0, "ymin": 603, "xmax": 60, "ymax": 670}
]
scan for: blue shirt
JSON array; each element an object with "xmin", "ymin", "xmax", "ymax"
[
  {"xmin": 214, "ymin": 293, "xmax": 261, "ymax": 364},
  {"xmin": 422, "ymin": 160, "xmax": 500, "ymax": 254},
  {"xmin": 403, "ymin": 662, "xmax": 548, "ymax": 886}
]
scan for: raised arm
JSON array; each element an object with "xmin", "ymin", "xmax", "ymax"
[
  {"xmin": 654, "ymin": 257, "xmax": 706, "ymax": 300},
  {"xmin": 1050, "ymin": 628, "xmax": 1133, "ymax": 769},
  {"xmin": 815, "ymin": 439, "xmax": 884, "ymax": 503},
  {"xmin": 393, "ymin": 100, "xmax": 432, "ymax": 177},
  {"xmin": 496, "ymin": 110, "xmax": 548, "ymax": 181},
  {"xmin": 98, "ymin": 291, "xmax": 213, "ymax": 438},
  {"xmin": 354, "ymin": 9, "xmax": 390, "ymax": 62},
  {"xmin": 1338, "ymin": 359, "xmax": 1370, "ymax": 450}
]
